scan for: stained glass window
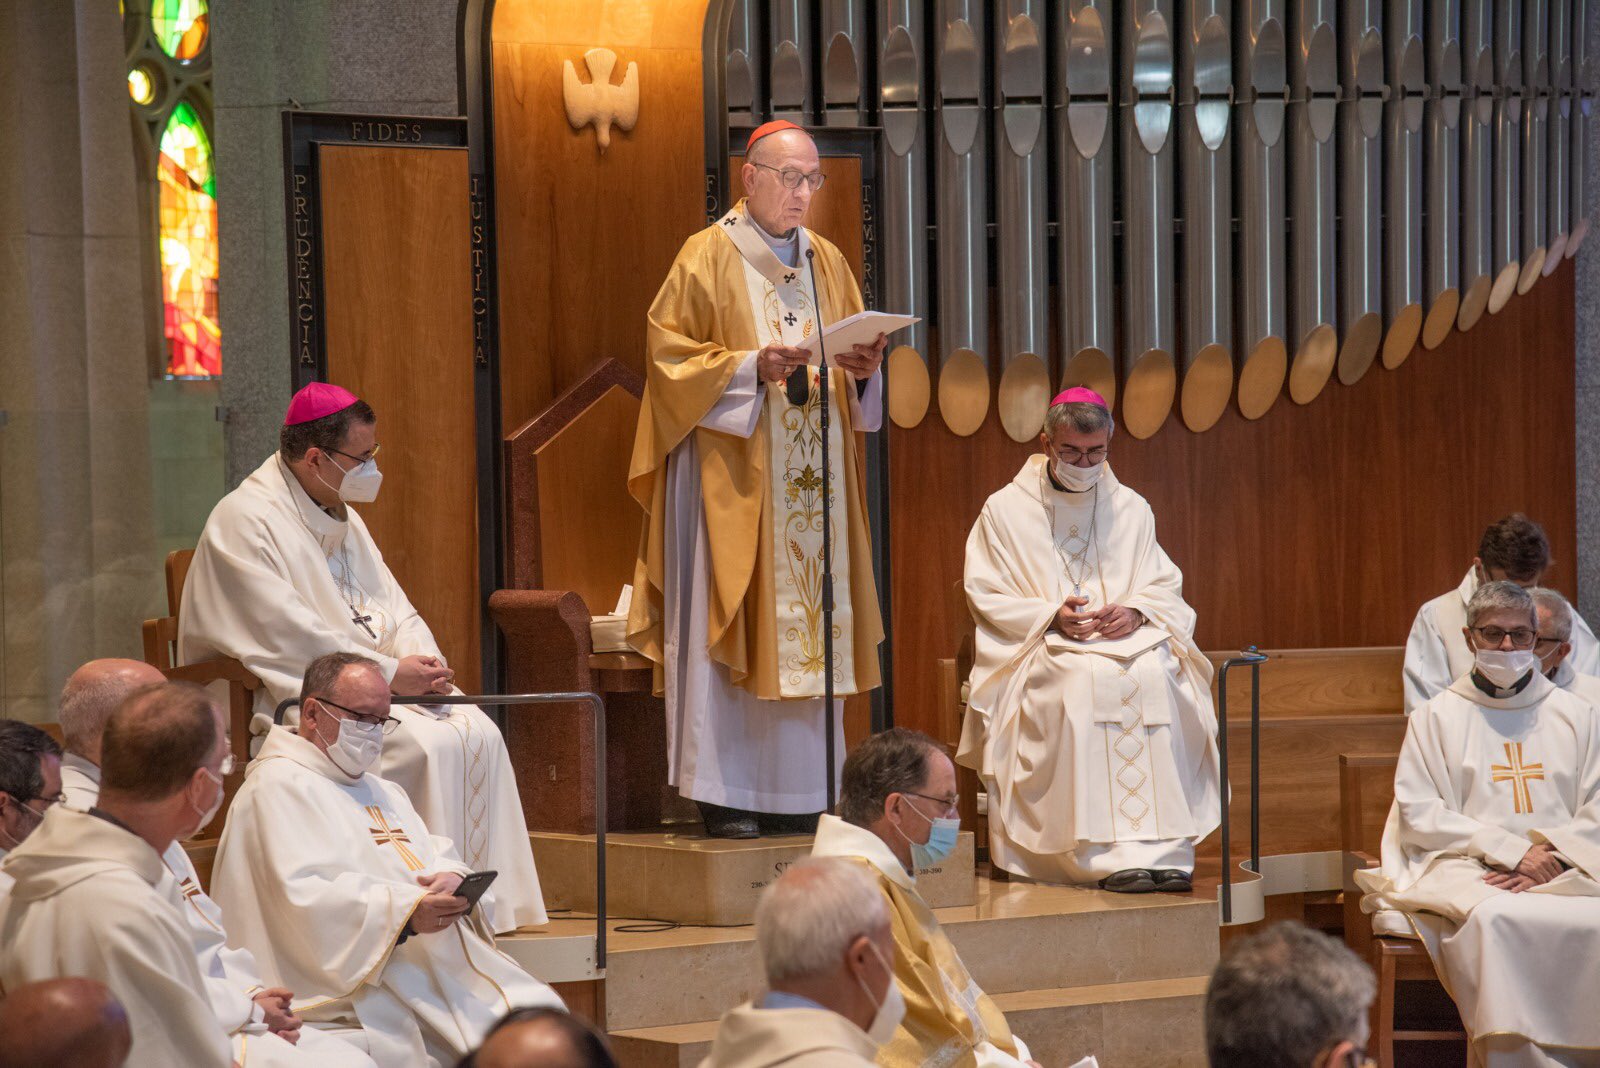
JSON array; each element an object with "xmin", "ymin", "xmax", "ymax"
[
  {"xmin": 151, "ymin": 0, "xmax": 208, "ymax": 62},
  {"xmin": 158, "ymin": 102, "xmax": 220, "ymax": 377}
]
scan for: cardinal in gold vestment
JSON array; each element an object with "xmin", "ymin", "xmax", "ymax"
[{"xmin": 627, "ymin": 121, "xmax": 886, "ymax": 836}]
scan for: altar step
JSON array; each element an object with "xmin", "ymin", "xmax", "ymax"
[
  {"xmin": 609, "ymin": 975, "xmax": 1211, "ymax": 1068},
  {"xmin": 530, "ymin": 828, "xmax": 978, "ymax": 927}
]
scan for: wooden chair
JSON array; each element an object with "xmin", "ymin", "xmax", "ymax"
[
  {"xmin": 141, "ymin": 549, "xmax": 262, "ymax": 837},
  {"xmin": 1340, "ymin": 752, "xmax": 1467, "ymax": 1067},
  {"xmin": 936, "ymin": 579, "xmax": 985, "ymax": 848}
]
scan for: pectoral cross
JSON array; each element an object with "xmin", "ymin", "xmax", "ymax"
[
  {"xmin": 367, "ymin": 805, "xmax": 425, "ymax": 871},
  {"xmin": 351, "ymin": 608, "xmax": 377, "ymax": 640},
  {"xmin": 1491, "ymin": 742, "xmax": 1545, "ymax": 815}
]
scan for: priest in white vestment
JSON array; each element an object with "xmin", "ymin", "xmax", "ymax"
[
  {"xmin": 1403, "ymin": 514, "xmax": 1600, "ymax": 713},
  {"xmin": 178, "ymin": 382, "xmax": 545, "ymax": 931},
  {"xmin": 57, "ymin": 659, "xmax": 376, "ymax": 1068},
  {"xmin": 813, "ymin": 729, "xmax": 1043, "ymax": 1068},
  {"xmin": 1358, "ymin": 582, "xmax": 1600, "ymax": 1067},
  {"xmin": 210, "ymin": 653, "xmax": 565, "ymax": 1068},
  {"xmin": 0, "ymin": 720, "xmax": 61, "ymax": 864},
  {"xmin": 628, "ymin": 120, "xmax": 888, "ymax": 837},
  {"xmin": 0, "ymin": 682, "xmax": 237, "ymax": 1068},
  {"xmin": 1529, "ymin": 588, "xmax": 1600, "ymax": 705},
  {"xmin": 960, "ymin": 387, "xmax": 1220, "ymax": 891}
]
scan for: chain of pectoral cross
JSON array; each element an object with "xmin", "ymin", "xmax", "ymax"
[
  {"xmin": 333, "ymin": 547, "xmax": 379, "ymax": 640},
  {"xmin": 1043, "ymin": 466, "xmax": 1101, "ymax": 600}
]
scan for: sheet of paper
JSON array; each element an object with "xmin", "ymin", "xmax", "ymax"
[
  {"xmin": 1046, "ymin": 624, "xmax": 1171, "ymax": 662},
  {"xmin": 798, "ymin": 310, "xmax": 920, "ymax": 365}
]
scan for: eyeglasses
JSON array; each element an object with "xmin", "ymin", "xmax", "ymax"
[
  {"xmin": 1534, "ymin": 634, "xmax": 1567, "ymax": 652},
  {"xmin": 7, "ymin": 790, "xmax": 64, "ymax": 808},
  {"xmin": 1053, "ymin": 446, "xmax": 1108, "ymax": 464},
  {"xmin": 901, "ymin": 790, "xmax": 960, "ymax": 817},
  {"xmin": 325, "ymin": 443, "xmax": 380, "ymax": 466},
  {"xmin": 752, "ymin": 162, "xmax": 826, "ymax": 191},
  {"xmin": 311, "ymin": 695, "xmax": 400, "ymax": 735},
  {"xmin": 1470, "ymin": 625, "xmax": 1537, "ymax": 649}
]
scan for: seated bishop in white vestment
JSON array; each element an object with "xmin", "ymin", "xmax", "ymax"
[
  {"xmin": 1403, "ymin": 514, "xmax": 1600, "ymax": 713},
  {"xmin": 178, "ymin": 382, "xmax": 545, "ymax": 932},
  {"xmin": 211, "ymin": 659, "xmax": 564, "ymax": 1068},
  {"xmin": 959, "ymin": 389, "xmax": 1220, "ymax": 889},
  {"xmin": 1359, "ymin": 582, "xmax": 1600, "ymax": 1067}
]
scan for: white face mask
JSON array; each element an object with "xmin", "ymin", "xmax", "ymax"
[
  {"xmin": 317, "ymin": 455, "xmax": 383, "ymax": 503},
  {"xmin": 1053, "ymin": 457, "xmax": 1104, "ymax": 492},
  {"xmin": 0, "ymin": 797, "xmax": 44, "ymax": 850},
  {"xmin": 189, "ymin": 767, "xmax": 224, "ymax": 837},
  {"xmin": 316, "ymin": 713, "xmax": 383, "ymax": 776},
  {"xmin": 855, "ymin": 942, "xmax": 906, "ymax": 1047},
  {"xmin": 1475, "ymin": 648, "xmax": 1539, "ymax": 689}
]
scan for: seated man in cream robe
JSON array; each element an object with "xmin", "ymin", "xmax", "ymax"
[
  {"xmin": 960, "ymin": 387, "xmax": 1220, "ymax": 892},
  {"xmin": 701, "ymin": 857, "xmax": 893, "ymax": 1068},
  {"xmin": 211, "ymin": 653, "xmax": 565, "ymax": 1068},
  {"xmin": 1530, "ymin": 587, "xmax": 1600, "ymax": 705},
  {"xmin": 57, "ymin": 659, "xmax": 375, "ymax": 1068},
  {"xmin": 0, "ymin": 682, "xmax": 235, "ymax": 1067},
  {"xmin": 628, "ymin": 119, "xmax": 887, "ymax": 838},
  {"xmin": 0, "ymin": 720, "xmax": 62, "ymax": 863},
  {"xmin": 1403, "ymin": 513, "xmax": 1600, "ymax": 713},
  {"xmin": 179, "ymin": 381, "xmax": 544, "ymax": 932},
  {"xmin": 813, "ymin": 728, "xmax": 1044, "ymax": 1068},
  {"xmin": 1358, "ymin": 582, "xmax": 1600, "ymax": 1067}
]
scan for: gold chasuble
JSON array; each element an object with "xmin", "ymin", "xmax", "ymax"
[{"xmin": 628, "ymin": 200, "xmax": 883, "ymax": 700}]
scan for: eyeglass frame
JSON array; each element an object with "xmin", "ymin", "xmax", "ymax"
[
  {"xmin": 750, "ymin": 162, "xmax": 827, "ymax": 191},
  {"xmin": 897, "ymin": 790, "xmax": 960, "ymax": 818},
  {"xmin": 1469, "ymin": 625, "xmax": 1538, "ymax": 649},
  {"xmin": 1534, "ymin": 633, "xmax": 1569, "ymax": 653},
  {"xmin": 2, "ymin": 788, "xmax": 65, "ymax": 810},
  {"xmin": 1051, "ymin": 444, "xmax": 1109, "ymax": 464},
  {"xmin": 308, "ymin": 694, "xmax": 401, "ymax": 735},
  {"xmin": 323, "ymin": 443, "xmax": 380, "ymax": 466}
]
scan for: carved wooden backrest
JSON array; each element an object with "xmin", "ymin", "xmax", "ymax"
[{"xmin": 504, "ymin": 358, "xmax": 644, "ymax": 614}]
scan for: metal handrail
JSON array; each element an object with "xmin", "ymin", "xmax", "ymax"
[
  {"xmin": 1215, "ymin": 648, "xmax": 1268, "ymax": 924},
  {"xmin": 274, "ymin": 691, "xmax": 608, "ymax": 969}
]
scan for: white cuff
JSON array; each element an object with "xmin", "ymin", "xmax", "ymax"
[
  {"xmin": 849, "ymin": 367, "xmax": 885, "ymax": 432},
  {"xmin": 698, "ymin": 352, "xmax": 765, "ymax": 438}
]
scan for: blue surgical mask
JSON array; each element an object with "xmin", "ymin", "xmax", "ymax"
[{"xmin": 894, "ymin": 796, "xmax": 960, "ymax": 869}]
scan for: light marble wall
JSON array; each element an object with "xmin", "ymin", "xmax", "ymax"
[
  {"xmin": 1579, "ymin": 2, "xmax": 1600, "ymax": 624},
  {"xmin": 211, "ymin": 0, "xmax": 463, "ymax": 486}
]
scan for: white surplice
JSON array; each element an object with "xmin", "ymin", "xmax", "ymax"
[
  {"xmin": 1356, "ymin": 674, "xmax": 1600, "ymax": 1065},
  {"xmin": 178, "ymin": 453, "xmax": 545, "ymax": 931},
  {"xmin": 1403, "ymin": 569, "xmax": 1600, "ymax": 713},
  {"xmin": 1550, "ymin": 659, "xmax": 1600, "ymax": 707},
  {"xmin": 959, "ymin": 456, "xmax": 1221, "ymax": 882},
  {"xmin": 0, "ymin": 806, "xmax": 233, "ymax": 1068},
  {"xmin": 211, "ymin": 727, "xmax": 564, "ymax": 1068},
  {"xmin": 58, "ymin": 755, "xmax": 376, "ymax": 1068},
  {"xmin": 661, "ymin": 209, "xmax": 884, "ymax": 812}
]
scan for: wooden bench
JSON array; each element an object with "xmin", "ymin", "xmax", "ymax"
[{"xmin": 1340, "ymin": 753, "xmax": 1466, "ymax": 1067}]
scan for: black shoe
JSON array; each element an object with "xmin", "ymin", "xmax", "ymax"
[
  {"xmin": 1151, "ymin": 868, "xmax": 1194, "ymax": 893},
  {"xmin": 696, "ymin": 801, "xmax": 760, "ymax": 839},
  {"xmin": 1099, "ymin": 868, "xmax": 1157, "ymax": 893},
  {"xmin": 757, "ymin": 811, "xmax": 821, "ymax": 836}
]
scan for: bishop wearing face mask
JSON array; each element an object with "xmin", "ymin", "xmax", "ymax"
[
  {"xmin": 1356, "ymin": 581, "xmax": 1600, "ymax": 1066},
  {"xmin": 811, "ymin": 728, "xmax": 1043, "ymax": 1068},
  {"xmin": 957, "ymin": 388, "xmax": 1221, "ymax": 892},
  {"xmin": 210, "ymin": 653, "xmax": 566, "ymax": 1068},
  {"xmin": 178, "ymin": 381, "xmax": 545, "ymax": 933}
]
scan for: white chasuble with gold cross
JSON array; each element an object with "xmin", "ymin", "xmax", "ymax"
[
  {"xmin": 210, "ymin": 727, "xmax": 563, "ymax": 1068},
  {"xmin": 959, "ymin": 456, "xmax": 1222, "ymax": 883},
  {"xmin": 1356, "ymin": 674, "xmax": 1600, "ymax": 1060}
]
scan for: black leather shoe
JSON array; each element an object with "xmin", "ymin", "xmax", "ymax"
[
  {"xmin": 696, "ymin": 801, "xmax": 760, "ymax": 839},
  {"xmin": 757, "ymin": 811, "xmax": 821, "ymax": 836},
  {"xmin": 1099, "ymin": 868, "xmax": 1157, "ymax": 893},
  {"xmin": 1151, "ymin": 868, "xmax": 1194, "ymax": 893}
]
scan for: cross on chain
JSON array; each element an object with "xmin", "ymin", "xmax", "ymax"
[
  {"xmin": 1491, "ymin": 742, "xmax": 1545, "ymax": 815},
  {"xmin": 366, "ymin": 805, "xmax": 426, "ymax": 871},
  {"xmin": 351, "ymin": 608, "xmax": 377, "ymax": 640}
]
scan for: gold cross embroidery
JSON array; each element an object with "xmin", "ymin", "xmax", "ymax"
[
  {"xmin": 179, "ymin": 877, "xmax": 204, "ymax": 904},
  {"xmin": 1491, "ymin": 742, "xmax": 1545, "ymax": 815},
  {"xmin": 366, "ymin": 805, "xmax": 425, "ymax": 871}
]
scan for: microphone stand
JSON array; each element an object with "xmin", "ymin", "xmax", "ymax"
[{"xmin": 804, "ymin": 246, "xmax": 837, "ymax": 816}]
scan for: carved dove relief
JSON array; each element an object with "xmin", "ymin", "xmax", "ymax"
[{"xmin": 562, "ymin": 47, "xmax": 640, "ymax": 152}]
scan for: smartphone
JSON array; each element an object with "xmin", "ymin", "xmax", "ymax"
[{"xmin": 453, "ymin": 870, "xmax": 498, "ymax": 909}]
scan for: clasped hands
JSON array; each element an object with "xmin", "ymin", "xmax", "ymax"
[
  {"xmin": 1484, "ymin": 842, "xmax": 1566, "ymax": 892},
  {"xmin": 252, "ymin": 987, "xmax": 302, "ymax": 1044},
  {"xmin": 1053, "ymin": 597, "xmax": 1144, "ymax": 641},
  {"xmin": 393, "ymin": 654, "xmax": 453, "ymax": 696},
  {"xmin": 755, "ymin": 332, "xmax": 887, "ymax": 385}
]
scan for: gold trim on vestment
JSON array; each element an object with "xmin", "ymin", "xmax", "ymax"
[{"xmin": 289, "ymin": 893, "xmax": 429, "ymax": 1014}]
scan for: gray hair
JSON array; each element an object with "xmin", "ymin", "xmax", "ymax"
[
  {"xmin": 1205, "ymin": 921, "xmax": 1375, "ymax": 1068},
  {"xmin": 1530, "ymin": 587, "xmax": 1575, "ymax": 641},
  {"xmin": 299, "ymin": 651, "xmax": 383, "ymax": 708},
  {"xmin": 838, "ymin": 727, "xmax": 943, "ymax": 828},
  {"xmin": 1466, "ymin": 580, "xmax": 1537, "ymax": 630},
  {"xmin": 755, "ymin": 857, "xmax": 889, "ymax": 985},
  {"xmin": 1044, "ymin": 400, "xmax": 1115, "ymax": 438}
]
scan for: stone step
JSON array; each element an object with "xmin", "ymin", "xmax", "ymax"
[
  {"xmin": 608, "ymin": 975, "xmax": 1211, "ymax": 1068},
  {"xmin": 530, "ymin": 829, "xmax": 977, "ymax": 927},
  {"xmin": 577, "ymin": 876, "xmax": 1218, "ymax": 1033}
]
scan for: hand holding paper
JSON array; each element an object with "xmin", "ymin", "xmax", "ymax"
[{"xmin": 799, "ymin": 310, "xmax": 920, "ymax": 366}]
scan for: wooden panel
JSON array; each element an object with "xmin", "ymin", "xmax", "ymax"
[
  {"xmin": 726, "ymin": 152, "xmax": 866, "ymax": 278},
  {"xmin": 893, "ymin": 266, "xmax": 1578, "ymax": 737},
  {"xmin": 320, "ymin": 145, "xmax": 480, "ymax": 690},
  {"xmin": 492, "ymin": 0, "xmax": 715, "ymax": 432},
  {"xmin": 1205, "ymin": 647, "xmax": 1404, "ymax": 718},
  {"xmin": 1341, "ymin": 752, "xmax": 1401, "ymax": 857}
]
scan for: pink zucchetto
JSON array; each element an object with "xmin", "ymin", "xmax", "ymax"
[
  {"xmin": 284, "ymin": 382, "xmax": 360, "ymax": 426},
  {"xmin": 1050, "ymin": 386, "xmax": 1109, "ymax": 410}
]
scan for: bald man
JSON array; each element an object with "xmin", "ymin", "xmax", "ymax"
[
  {"xmin": 0, "ymin": 977, "xmax": 132, "ymax": 1068},
  {"xmin": 58, "ymin": 659, "xmax": 164, "ymax": 809},
  {"xmin": 468, "ymin": 1008, "xmax": 617, "ymax": 1068}
]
